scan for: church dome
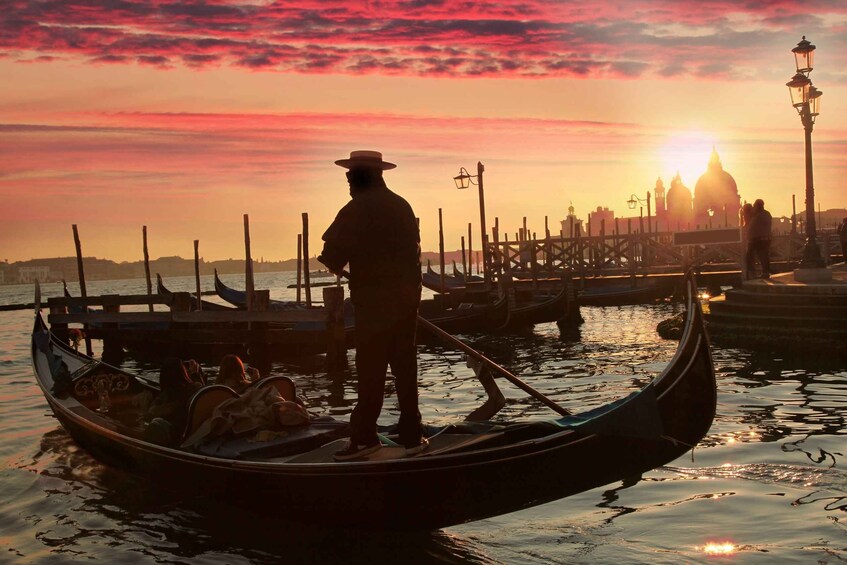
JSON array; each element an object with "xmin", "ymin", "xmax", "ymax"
[
  {"xmin": 666, "ymin": 172, "xmax": 692, "ymax": 208},
  {"xmin": 694, "ymin": 148, "xmax": 741, "ymax": 226}
]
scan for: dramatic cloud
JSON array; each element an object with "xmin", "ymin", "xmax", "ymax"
[{"xmin": 1, "ymin": 0, "xmax": 845, "ymax": 80}]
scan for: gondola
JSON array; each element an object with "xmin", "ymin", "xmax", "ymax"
[
  {"xmin": 422, "ymin": 261, "xmax": 470, "ymax": 293},
  {"xmin": 578, "ymin": 279, "xmax": 676, "ymax": 307},
  {"xmin": 452, "ymin": 260, "xmax": 483, "ymax": 284},
  {"xmin": 214, "ymin": 269, "xmax": 303, "ymax": 311},
  {"xmin": 156, "ymin": 274, "xmax": 234, "ymax": 312},
  {"xmin": 32, "ymin": 272, "xmax": 716, "ymax": 530},
  {"xmin": 418, "ymin": 292, "xmax": 509, "ymax": 334},
  {"xmin": 500, "ymin": 282, "xmax": 573, "ymax": 329}
]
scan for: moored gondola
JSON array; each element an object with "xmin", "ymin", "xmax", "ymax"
[
  {"xmin": 156, "ymin": 273, "xmax": 234, "ymax": 312},
  {"xmin": 578, "ymin": 279, "xmax": 676, "ymax": 307},
  {"xmin": 214, "ymin": 269, "xmax": 303, "ymax": 311},
  {"xmin": 32, "ymin": 273, "xmax": 715, "ymax": 530}
]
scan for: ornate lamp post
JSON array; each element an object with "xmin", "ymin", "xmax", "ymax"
[
  {"xmin": 707, "ymin": 207, "xmax": 715, "ymax": 229},
  {"xmin": 454, "ymin": 162, "xmax": 490, "ymax": 285},
  {"xmin": 786, "ymin": 36, "xmax": 825, "ymax": 269},
  {"xmin": 627, "ymin": 191, "xmax": 652, "ymax": 233}
]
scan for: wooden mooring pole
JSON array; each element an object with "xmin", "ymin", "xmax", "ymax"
[
  {"xmin": 467, "ymin": 222, "xmax": 473, "ymax": 276},
  {"xmin": 296, "ymin": 233, "xmax": 303, "ymax": 305},
  {"xmin": 193, "ymin": 239, "xmax": 202, "ymax": 311},
  {"xmin": 72, "ymin": 224, "xmax": 93, "ymax": 356},
  {"xmin": 461, "ymin": 236, "xmax": 467, "ymax": 280},
  {"xmin": 142, "ymin": 226, "xmax": 153, "ymax": 312},
  {"xmin": 244, "ymin": 214, "xmax": 254, "ymax": 313},
  {"xmin": 302, "ymin": 212, "xmax": 312, "ymax": 307},
  {"xmin": 438, "ymin": 208, "xmax": 445, "ymax": 291}
]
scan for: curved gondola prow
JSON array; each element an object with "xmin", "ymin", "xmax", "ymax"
[
  {"xmin": 658, "ymin": 271, "xmax": 709, "ymax": 380},
  {"xmin": 156, "ymin": 273, "xmax": 167, "ymax": 295},
  {"xmin": 651, "ymin": 270, "xmax": 716, "ymax": 446}
]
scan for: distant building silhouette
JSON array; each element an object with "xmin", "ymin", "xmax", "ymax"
[
  {"xmin": 560, "ymin": 202, "xmax": 584, "ymax": 237},
  {"xmin": 588, "ymin": 206, "xmax": 614, "ymax": 236},
  {"xmin": 693, "ymin": 148, "xmax": 741, "ymax": 228},
  {"xmin": 653, "ymin": 147, "xmax": 741, "ymax": 231},
  {"xmin": 663, "ymin": 172, "xmax": 694, "ymax": 230}
]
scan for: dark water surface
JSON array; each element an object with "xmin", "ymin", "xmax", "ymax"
[{"xmin": 1, "ymin": 274, "xmax": 845, "ymax": 563}]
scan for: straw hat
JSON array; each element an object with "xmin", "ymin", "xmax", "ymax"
[{"xmin": 334, "ymin": 150, "xmax": 396, "ymax": 170}]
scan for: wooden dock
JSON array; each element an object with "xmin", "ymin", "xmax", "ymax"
[{"xmin": 44, "ymin": 290, "xmax": 347, "ymax": 360}]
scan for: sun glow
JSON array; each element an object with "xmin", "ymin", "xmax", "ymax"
[
  {"xmin": 658, "ymin": 131, "xmax": 721, "ymax": 189},
  {"xmin": 699, "ymin": 541, "xmax": 737, "ymax": 556}
]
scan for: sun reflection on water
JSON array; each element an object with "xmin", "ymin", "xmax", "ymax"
[{"xmin": 699, "ymin": 541, "xmax": 737, "ymax": 556}]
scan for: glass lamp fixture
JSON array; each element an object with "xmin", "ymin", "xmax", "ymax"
[{"xmin": 792, "ymin": 36, "xmax": 815, "ymax": 74}]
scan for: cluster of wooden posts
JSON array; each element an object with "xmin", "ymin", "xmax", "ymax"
[
  {"xmin": 433, "ymin": 209, "xmax": 845, "ymax": 285},
  {"xmin": 45, "ymin": 214, "xmax": 346, "ymax": 363}
]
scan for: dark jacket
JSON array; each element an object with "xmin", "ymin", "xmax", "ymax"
[
  {"xmin": 320, "ymin": 184, "xmax": 421, "ymax": 308},
  {"xmin": 747, "ymin": 209, "xmax": 772, "ymax": 241}
]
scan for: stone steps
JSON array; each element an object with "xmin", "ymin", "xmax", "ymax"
[
  {"xmin": 704, "ymin": 266, "xmax": 847, "ymax": 354},
  {"xmin": 710, "ymin": 295, "xmax": 847, "ymax": 319},
  {"xmin": 721, "ymin": 288, "xmax": 847, "ymax": 306}
]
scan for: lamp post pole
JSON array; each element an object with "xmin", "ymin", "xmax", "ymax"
[
  {"xmin": 454, "ymin": 162, "xmax": 490, "ymax": 286},
  {"xmin": 799, "ymin": 103, "xmax": 822, "ymax": 267},
  {"xmin": 787, "ymin": 36, "xmax": 825, "ymax": 269},
  {"xmin": 476, "ymin": 162, "xmax": 490, "ymax": 285}
]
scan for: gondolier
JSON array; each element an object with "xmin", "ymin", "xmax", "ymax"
[{"xmin": 318, "ymin": 150, "xmax": 426, "ymax": 460}]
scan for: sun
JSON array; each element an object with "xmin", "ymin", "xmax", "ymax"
[{"xmin": 658, "ymin": 131, "xmax": 720, "ymax": 187}]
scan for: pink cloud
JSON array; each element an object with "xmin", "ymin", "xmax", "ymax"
[{"xmin": 0, "ymin": 1, "xmax": 844, "ymax": 80}]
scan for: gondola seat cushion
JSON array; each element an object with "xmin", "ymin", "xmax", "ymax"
[{"xmin": 182, "ymin": 385, "xmax": 239, "ymax": 440}]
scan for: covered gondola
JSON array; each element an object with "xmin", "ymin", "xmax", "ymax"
[{"xmin": 32, "ymin": 273, "xmax": 715, "ymax": 530}]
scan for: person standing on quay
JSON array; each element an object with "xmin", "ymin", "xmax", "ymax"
[
  {"xmin": 318, "ymin": 150, "xmax": 426, "ymax": 461},
  {"xmin": 746, "ymin": 199, "xmax": 772, "ymax": 279}
]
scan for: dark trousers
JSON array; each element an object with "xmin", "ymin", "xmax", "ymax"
[
  {"xmin": 746, "ymin": 238, "xmax": 771, "ymax": 277},
  {"xmin": 350, "ymin": 303, "xmax": 421, "ymax": 448}
]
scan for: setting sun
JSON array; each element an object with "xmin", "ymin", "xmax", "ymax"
[{"xmin": 659, "ymin": 131, "xmax": 721, "ymax": 189}]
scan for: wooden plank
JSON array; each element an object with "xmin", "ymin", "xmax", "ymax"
[
  {"xmin": 50, "ymin": 312, "xmax": 173, "ymax": 324},
  {"xmin": 172, "ymin": 310, "xmax": 328, "ymax": 323},
  {"xmin": 673, "ymin": 228, "xmax": 742, "ymax": 246},
  {"xmin": 47, "ymin": 295, "xmax": 172, "ymax": 307},
  {"xmin": 49, "ymin": 308, "xmax": 330, "ymax": 325}
]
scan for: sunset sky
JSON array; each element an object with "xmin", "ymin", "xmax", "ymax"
[{"xmin": 1, "ymin": 1, "xmax": 845, "ymax": 263}]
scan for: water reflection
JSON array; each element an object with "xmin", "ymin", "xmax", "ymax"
[{"xmin": 29, "ymin": 427, "xmax": 496, "ymax": 563}]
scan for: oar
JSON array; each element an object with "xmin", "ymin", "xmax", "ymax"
[
  {"xmin": 336, "ymin": 269, "xmax": 572, "ymax": 417},
  {"xmin": 416, "ymin": 316, "xmax": 571, "ymax": 417}
]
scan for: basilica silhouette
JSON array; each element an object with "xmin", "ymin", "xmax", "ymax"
[{"xmin": 654, "ymin": 148, "xmax": 742, "ymax": 231}]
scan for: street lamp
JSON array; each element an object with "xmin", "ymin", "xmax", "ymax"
[
  {"xmin": 453, "ymin": 162, "xmax": 490, "ymax": 285},
  {"xmin": 627, "ymin": 191, "xmax": 652, "ymax": 233},
  {"xmin": 707, "ymin": 207, "xmax": 715, "ymax": 229},
  {"xmin": 786, "ymin": 35, "xmax": 825, "ymax": 269}
]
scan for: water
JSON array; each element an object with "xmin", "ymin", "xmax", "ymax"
[{"xmin": 1, "ymin": 273, "xmax": 846, "ymax": 563}]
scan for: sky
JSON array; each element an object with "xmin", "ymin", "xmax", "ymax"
[{"xmin": 1, "ymin": 0, "xmax": 846, "ymax": 263}]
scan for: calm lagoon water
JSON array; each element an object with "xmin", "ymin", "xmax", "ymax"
[{"xmin": 1, "ymin": 273, "xmax": 845, "ymax": 563}]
